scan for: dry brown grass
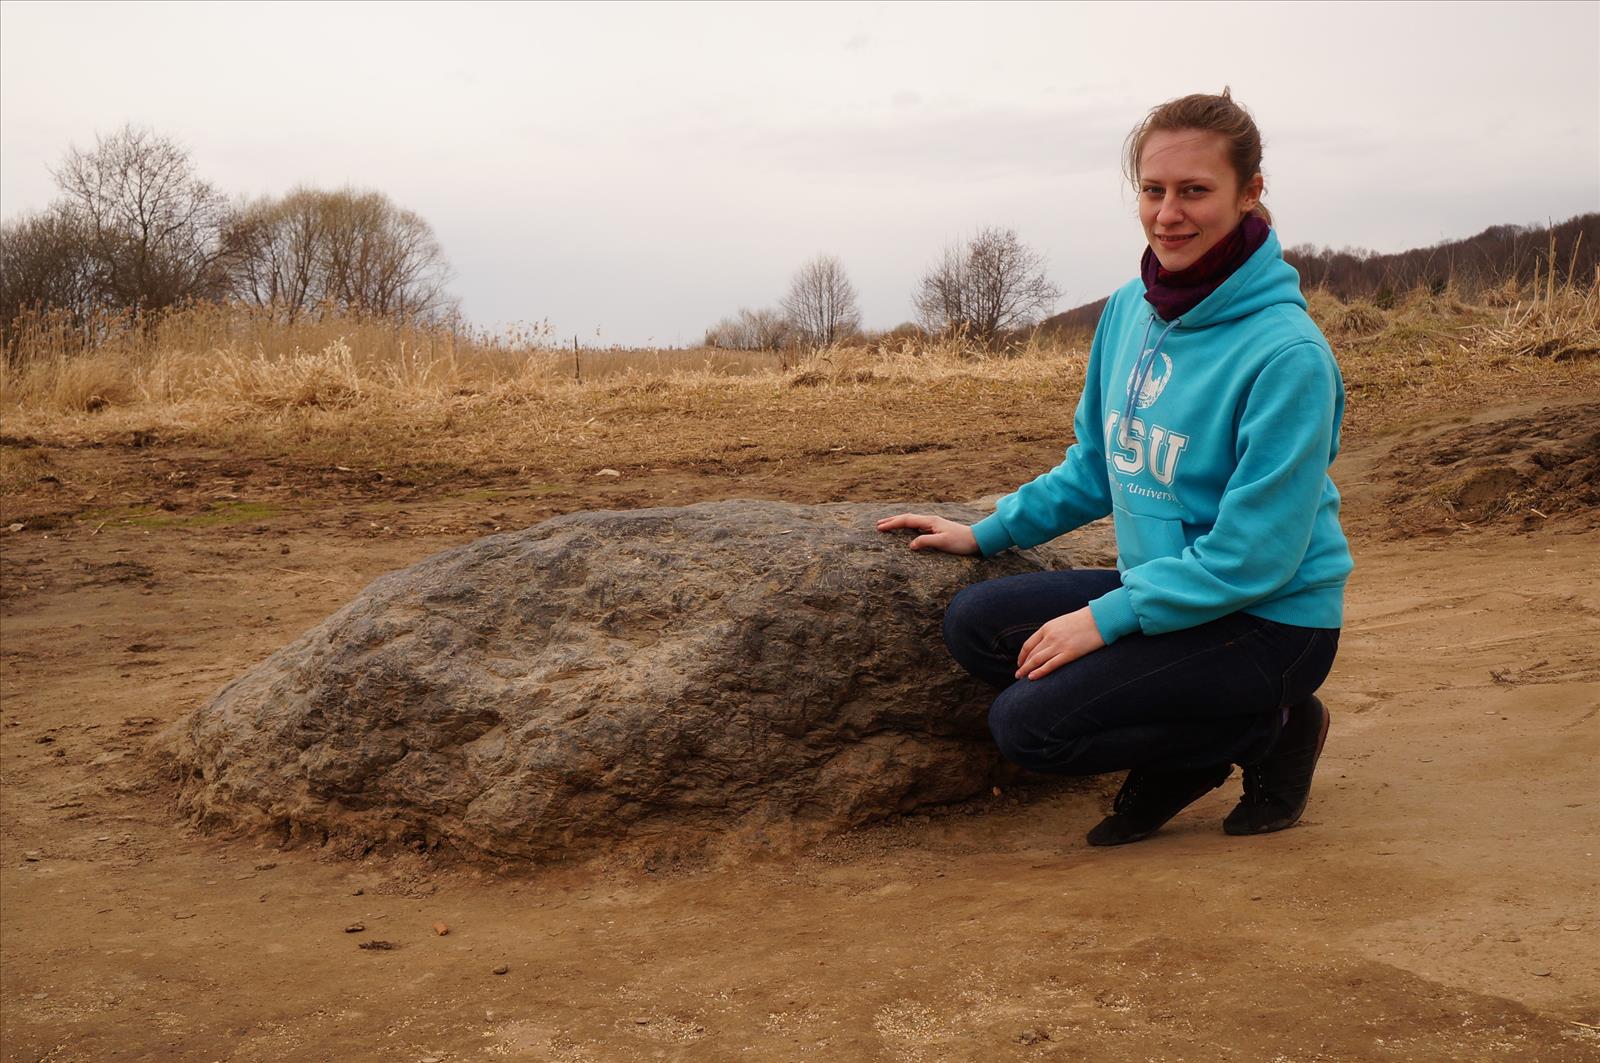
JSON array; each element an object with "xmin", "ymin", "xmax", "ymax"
[
  {"xmin": 1, "ymin": 285, "xmax": 1594, "ymax": 494},
  {"xmin": 0, "ymin": 305, "xmax": 1089, "ymax": 493},
  {"xmin": 1473, "ymin": 271, "xmax": 1600, "ymax": 362}
]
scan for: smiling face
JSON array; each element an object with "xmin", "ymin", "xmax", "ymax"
[{"xmin": 1137, "ymin": 129, "xmax": 1264, "ymax": 272}]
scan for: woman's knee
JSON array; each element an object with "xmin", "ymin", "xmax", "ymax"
[
  {"xmin": 941, "ymin": 582, "xmax": 994, "ymax": 664},
  {"xmin": 988, "ymin": 688, "xmax": 1087, "ymax": 775},
  {"xmin": 986, "ymin": 696, "xmax": 1033, "ymax": 766},
  {"xmin": 1284, "ymin": 628, "xmax": 1340, "ymax": 705}
]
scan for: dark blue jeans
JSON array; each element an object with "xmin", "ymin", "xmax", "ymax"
[{"xmin": 943, "ymin": 570, "xmax": 1339, "ymax": 777}]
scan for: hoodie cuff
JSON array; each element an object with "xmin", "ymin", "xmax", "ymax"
[
  {"xmin": 1088, "ymin": 587, "xmax": 1141, "ymax": 645},
  {"xmin": 971, "ymin": 514, "xmax": 1014, "ymax": 558}
]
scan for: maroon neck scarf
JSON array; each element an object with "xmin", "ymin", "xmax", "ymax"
[{"xmin": 1141, "ymin": 215, "xmax": 1271, "ymax": 321}]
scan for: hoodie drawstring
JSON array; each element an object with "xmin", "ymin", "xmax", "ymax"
[{"xmin": 1118, "ymin": 314, "xmax": 1180, "ymax": 448}]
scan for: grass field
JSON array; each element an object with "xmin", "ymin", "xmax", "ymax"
[{"xmin": 2, "ymin": 281, "xmax": 1595, "ymax": 505}]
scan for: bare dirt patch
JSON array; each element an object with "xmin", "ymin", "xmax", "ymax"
[{"xmin": 1380, "ymin": 402, "xmax": 1599, "ymax": 535}]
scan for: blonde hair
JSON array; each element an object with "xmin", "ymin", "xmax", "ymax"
[{"xmin": 1124, "ymin": 87, "xmax": 1271, "ymax": 225}]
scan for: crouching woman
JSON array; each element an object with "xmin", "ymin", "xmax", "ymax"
[{"xmin": 878, "ymin": 90, "xmax": 1352, "ymax": 845}]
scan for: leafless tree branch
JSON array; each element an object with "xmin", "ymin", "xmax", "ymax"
[
  {"xmin": 782, "ymin": 254, "xmax": 861, "ymax": 348},
  {"xmin": 50, "ymin": 124, "xmax": 230, "ymax": 312},
  {"xmin": 914, "ymin": 227, "xmax": 1061, "ymax": 345}
]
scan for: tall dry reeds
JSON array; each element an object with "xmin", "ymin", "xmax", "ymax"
[
  {"xmin": 1472, "ymin": 237, "xmax": 1599, "ymax": 361},
  {"xmin": 0, "ymin": 280, "xmax": 1592, "ymax": 479},
  {"xmin": 0, "ymin": 302, "xmax": 805, "ymax": 417},
  {"xmin": 1, "ymin": 302, "xmax": 537, "ymax": 411},
  {"xmin": 0, "ymin": 298, "xmax": 1103, "ymax": 418}
]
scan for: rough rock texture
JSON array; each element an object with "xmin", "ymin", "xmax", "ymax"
[{"xmin": 163, "ymin": 500, "xmax": 1103, "ymax": 862}]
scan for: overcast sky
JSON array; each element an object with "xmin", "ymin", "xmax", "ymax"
[{"xmin": 3, "ymin": 1, "xmax": 1596, "ymax": 345}]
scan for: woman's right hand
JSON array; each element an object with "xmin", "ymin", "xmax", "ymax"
[{"xmin": 874, "ymin": 513, "xmax": 981, "ymax": 555}]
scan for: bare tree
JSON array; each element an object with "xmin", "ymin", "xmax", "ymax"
[
  {"xmin": 0, "ymin": 208, "xmax": 98, "ymax": 353},
  {"xmin": 781, "ymin": 254, "xmax": 861, "ymax": 348},
  {"xmin": 703, "ymin": 306, "xmax": 793, "ymax": 350},
  {"xmin": 221, "ymin": 188, "xmax": 329, "ymax": 319},
  {"xmin": 319, "ymin": 189, "xmax": 453, "ymax": 319},
  {"xmin": 221, "ymin": 187, "xmax": 455, "ymax": 321},
  {"xmin": 51, "ymin": 124, "xmax": 230, "ymax": 312},
  {"xmin": 913, "ymin": 243, "xmax": 968, "ymax": 341},
  {"xmin": 703, "ymin": 313, "xmax": 753, "ymax": 349},
  {"xmin": 914, "ymin": 227, "xmax": 1061, "ymax": 344},
  {"xmin": 744, "ymin": 306, "xmax": 794, "ymax": 350}
]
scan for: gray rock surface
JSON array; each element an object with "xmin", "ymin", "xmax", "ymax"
[{"xmin": 162, "ymin": 500, "xmax": 1110, "ymax": 863}]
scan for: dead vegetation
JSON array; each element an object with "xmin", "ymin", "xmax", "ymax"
[{"xmin": 1, "ymin": 281, "xmax": 1594, "ymax": 504}]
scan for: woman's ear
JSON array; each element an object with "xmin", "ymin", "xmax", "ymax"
[{"xmin": 1241, "ymin": 172, "xmax": 1265, "ymax": 212}]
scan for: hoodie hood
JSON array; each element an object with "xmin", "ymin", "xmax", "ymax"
[{"xmin": 1173, "ymin": 228, "xmax": 1308, "ymax": 329}]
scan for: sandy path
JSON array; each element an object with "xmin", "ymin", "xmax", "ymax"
[{"xmin": 2, "ymin": 417, "xmax": 1597, "ymax": 1061}]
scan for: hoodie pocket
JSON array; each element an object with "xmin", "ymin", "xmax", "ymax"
[{"xmin": 1111, "ymin": 502, "xmax": 1187, "ymax": 567}]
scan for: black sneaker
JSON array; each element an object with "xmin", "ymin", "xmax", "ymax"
[
  {"xmin": 1086, "ymin": 763, "xmax": 1232, "ymax": 847},
  {"xmin": 1224, "ymin": 697, "xmax": 1331, "ymax": 836}
]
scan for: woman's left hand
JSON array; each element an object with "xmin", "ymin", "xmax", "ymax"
[{"xmin": 1016, "ymin": 607, "xmax": 1106, "ymax": 680}]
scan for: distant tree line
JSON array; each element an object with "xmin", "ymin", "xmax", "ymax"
[
  {"xmin": 706, "ymin": 227, "xmax": 1062, "ymax": 352},
  {"xmin": 1, "ymin": 125, "xmax": 455, "ymax": 350},
  {"xmin": 1042, "ymin": 214, "xmax": 1598, "ymax": 334},
  {"xmin": 1282, "ymin": 214, "xmax": 1596, "ymax": 304}
]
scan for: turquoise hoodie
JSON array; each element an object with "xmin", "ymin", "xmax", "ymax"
[{"xmin": 971, "ymin": 229, "xmax": 1353, "ymax": 644}]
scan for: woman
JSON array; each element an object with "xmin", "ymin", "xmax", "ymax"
[{"xmin": 877, "ymin": 89, "xmax": 1352, "ymax": 846}]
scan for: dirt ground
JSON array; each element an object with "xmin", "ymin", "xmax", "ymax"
[{"xmin": 2, "ymin": 396, "xmax": 1598, "ymax": 1062}]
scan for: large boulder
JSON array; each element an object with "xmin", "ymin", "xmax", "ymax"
[{"xmin": 162, "ymin": 500, "xmax": 1109, "ymax": 863}]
